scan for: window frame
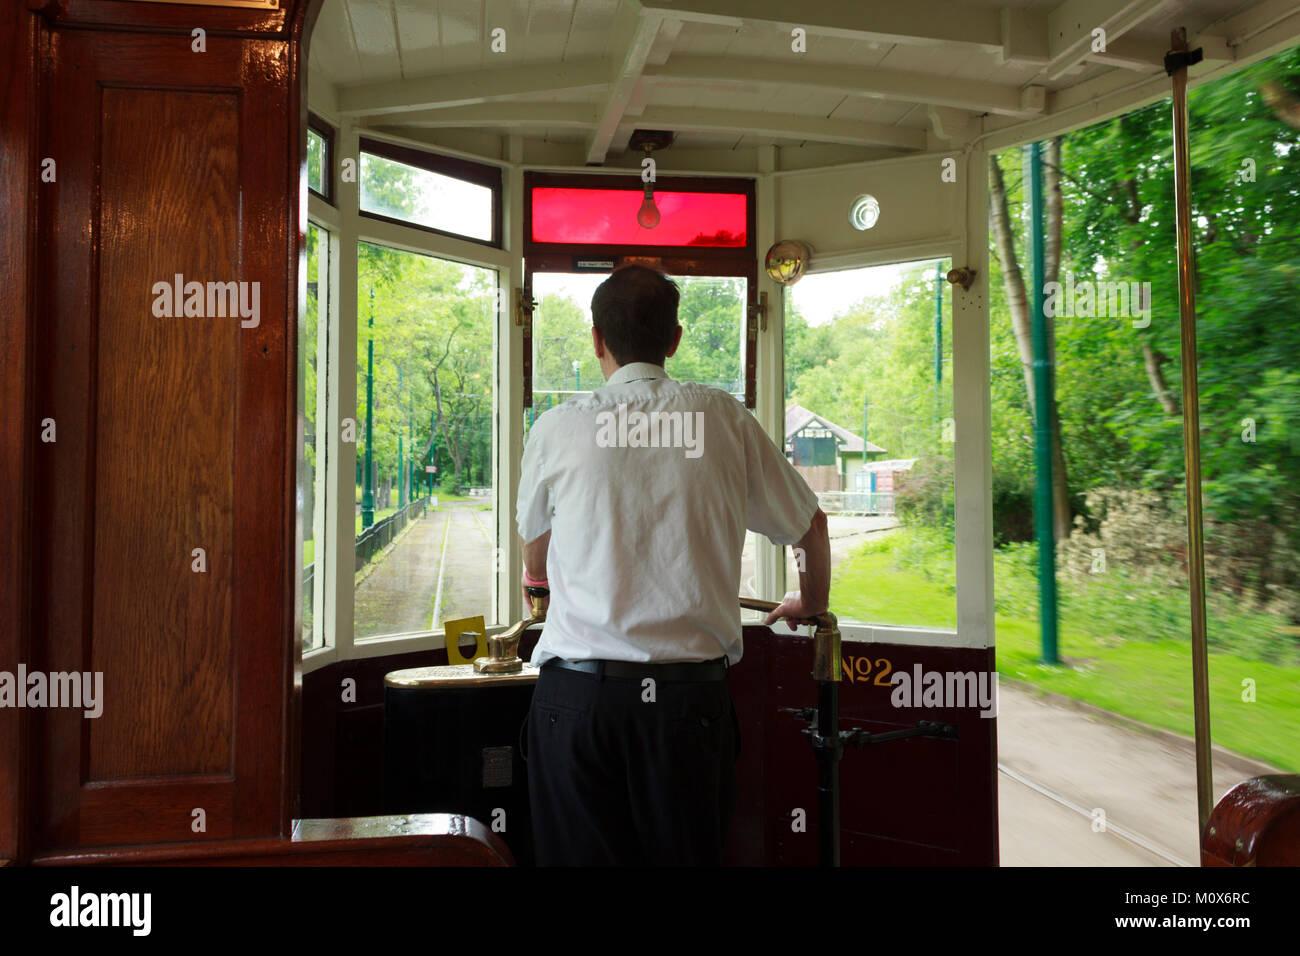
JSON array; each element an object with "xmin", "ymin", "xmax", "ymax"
[
  {"xmin": 358, "ymin": 137, "xmax": 504, "ymax": 248},
  {"xmin": 307, "ymin": 112, "xmax": 336, "ymax": 206}
]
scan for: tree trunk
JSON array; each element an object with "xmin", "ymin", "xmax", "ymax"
[
  {"xmin": 1142, "ymin": 344, "xmax": 1181, "ymax": 415},
  {"xmin": 1261, "ymin": 80, "xmax": 1300, "ymax": 130},
  {"xmin": 990, "ymin": 149, "xmax": 1072, "ymax": 542},
  {"xmin": 988, "ymin": 155, "xmax": 1036, "ymax": 406}
]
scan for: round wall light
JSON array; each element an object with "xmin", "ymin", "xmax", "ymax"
[{"xmin": 849, "ymin": 194, "xmax": 880, "ymax": 231}]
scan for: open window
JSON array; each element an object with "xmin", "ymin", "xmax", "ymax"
[{"xmin": 783, "ymin": 258, "xmax": 956, "ymax": 634}]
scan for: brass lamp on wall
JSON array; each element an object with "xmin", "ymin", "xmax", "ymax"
[{"xmin": 765, "ymin": 240, "xmax": 812, "ymax": 285}]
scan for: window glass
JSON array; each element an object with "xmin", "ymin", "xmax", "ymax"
[
  {"xmin": 785, "ymin": 259, "xmax": 955, "ymax": 630},
  {"xmin": 361, "ymin": 151, "xmax": 494, "ymax": 243},
  {"xmin": 527, "ymin": 270, "xmax": 753, "ymax": 602},
  {"xmin": 355, "ymin": 241, "xmax": 497, "ymax": 639},
  {"xmin": 300, "ymin": 222, "xmax": 329, "ymax": 649},
  {"xmin": 530, "ymin": 187, "xmax": 747, "ymax": 247},
  {"xmin": 307, "ymin": 127, "xmax": 327, "ymax": 198}
]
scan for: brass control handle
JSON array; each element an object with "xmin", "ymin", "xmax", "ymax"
[{"xmin": 738, "ymin": 595, "xmax": 841, "ymax": 682}]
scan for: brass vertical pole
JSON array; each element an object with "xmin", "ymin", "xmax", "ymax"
[{"xmin": 1166, "ymin": 27, "xmax": 1214, "ymax": 841}]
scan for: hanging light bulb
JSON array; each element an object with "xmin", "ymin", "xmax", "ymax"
[
  {"xmin": 637, "ymin": 141, "xmax": 661, "ymax": 229},
  {"xmin": 637, "ymin": 183, "xmax": 661, "ymax": 229}
]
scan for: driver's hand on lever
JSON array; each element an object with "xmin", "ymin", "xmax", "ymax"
[
  {"xmin": 765, "ymin": 507, "xmax": 831, "ymax": 630},
  {"xmin": 764, "ymin": 590, "xmax": 824, "ymax": 630}
]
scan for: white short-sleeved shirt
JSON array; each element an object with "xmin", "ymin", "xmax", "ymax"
[{"xmin": 516, "ymin": 361, "xmax": 819, "ymax": 666}]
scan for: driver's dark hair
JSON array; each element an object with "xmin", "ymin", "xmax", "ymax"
[{"xmin": 590, "ymin": 264, "xmax": 680, "ymax": 366}]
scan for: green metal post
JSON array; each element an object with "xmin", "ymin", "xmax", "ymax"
[
  {"xmin": 935, "ymin": 261, "xmax": 943, "ymax": 386},
  {"xmin": 409, "ymin": 381, "xmax": 415, "ymax": 503},
  {"xmin": 361, "ymin": 286, "xmax": 375, "ymax": 529},
  {"xmin": 398, "ymin": 366, "xmax": 405, "ymax": 509},
  {"xmin": 1026, "ymin": 142, "xmax": 1060, "ymax": 664}
]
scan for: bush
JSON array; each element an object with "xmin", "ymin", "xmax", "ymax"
[{"xmin": 894, "ymin": 456, "xmax": 954, "ymax": 529}]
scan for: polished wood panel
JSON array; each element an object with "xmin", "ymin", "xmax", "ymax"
[
  {"xmin": 0, "ymin": 0, "xmax": 39, "ymax": 865},
  {"xmin": 38, "ymin": 0, "xmax": 290, "ymax": 36},
  {"xmin": 34, "ymin": 814, "xmax": 514, "ymax": 866},
  {"xmin": 29, "ymin": 15, "xmax": 303, "ymax": 853},
  {"xmin": 1202, "ymin": 774, "xmax": 1300, "ymax": 866},
  {"xmin": 90, "ymin": 87, "xmax": 239, "ymax": 780}
]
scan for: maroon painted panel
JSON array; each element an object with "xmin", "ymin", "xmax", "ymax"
[
  {"xmin": 726, "ymin": 626, "xmax": 998, "ymax": 866},
  {"xmin": 306, "ymin": 627, "xmax": 996, "ymax": 865},
  {"xmin": 300, "ymin": 631, "xmax": 545, "ymax": 818}
]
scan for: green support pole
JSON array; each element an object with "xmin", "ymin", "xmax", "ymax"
[
  {"xmin": 409, "ymin": 382, "xmax": 415, "ymax": 503},
  {"xmin": 935, "ymin": 261, "xmax": 943, "ymax": 387},
  {"xmin": 361, "ymin": 286, "xmax": 375, "ymax": 530},
  {"xmin": 398, "ymin": 366, "xmax": 405, "ymax": 510},
  {"xmin": 1026, "ymin": 142, "xmax": 1060, "ymax": 664}
]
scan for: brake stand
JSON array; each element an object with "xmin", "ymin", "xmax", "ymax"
[{"xmin": 741, "ymin": 596, "xmax": 958, "ymax": 867}]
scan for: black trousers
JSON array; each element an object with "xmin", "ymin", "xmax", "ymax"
[{"xmin": 523, "ymin": 662, "xmax": 740, "ymax": 866}]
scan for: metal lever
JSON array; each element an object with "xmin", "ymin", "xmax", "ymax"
[
  {"xmin": 740, "ymin": 594, "xmax": 841, "ymax": 865},
  {"xmin": 473, "ymin": 586, "xmax": 549, "ymax": 674}
]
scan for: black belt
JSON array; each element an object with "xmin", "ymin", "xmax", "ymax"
[{"xmin": 543, "ymin": 657, "xmax": 728, "ymax": 682}]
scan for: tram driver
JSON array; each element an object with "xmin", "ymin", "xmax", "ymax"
[{"xmin": 516, "ymin": 264, "xmax": 831, "ymax": 866}]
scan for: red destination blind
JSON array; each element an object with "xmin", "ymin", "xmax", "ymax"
[{"xmin": 531, "ymin": 187, "xmax": 747, "ymax": 247}]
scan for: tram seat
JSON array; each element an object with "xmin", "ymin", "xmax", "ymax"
[
  {"xmin": 1202, "ymin": 774, "xmax": 1300, "ymax": 866},
  {"xmin": 33, "ymin": 814, "xmax": 513, "ymax": 866}
]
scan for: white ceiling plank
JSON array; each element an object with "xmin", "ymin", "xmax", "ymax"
[
  {"xmin": 345, "ymin": 0, "xmax": 402, "ymax": 82},
  {"xmin": 310, "ymin": 0, "xmax": 365, "ymax": 86},
  {"xmin": 524, "ymin": 0, "xmax": 579, "ymax": 64},
  {"xmin": 338, "ymin": 58, "xmax": 611, "ymax": 115},
  {"xmin": 586, "ymin": 0, "xmax": 666, "ymax": 164},
  {"xmin": 392, "ymin": 0, "xmax": 441, "ymax": 78},
  {"xmin": 436, "ymin": 0, "xmax": 485, "ymax": 73},
  {"xmin": 1044, "ymin": 0, "xmax": 1169, "ymax": 80},
  {"xmin": 640, "ymin": 0, "xmax": 1004, "ymax": 50},
  {"xmin": 646, "ymin": 54, "xmax": 1035, "ymax": 117},
  {"xmin": 482, "ymin": 0, "xmax": 530, "ymax": 69}
]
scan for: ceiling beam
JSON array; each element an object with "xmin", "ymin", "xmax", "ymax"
[
  {"xmin": 641, "ymin": 0, "xmax": 1005, "ymax": 49},
  {"xmin": 586, "ymin": 1, "xmax": 667, "ymax": 164},
  {"xmin": 1079, "ymin": 31, "xmax": 1238, "ymax": 72},
  {"xmin": 388, "ymin": 103, "xmax": 599, "ymax": 129},
  {"xmin": 632, "ymin": 105, "xmax": 926, "ymax": 149},
  {"xmin": 380, "ymin": 101, "xmax": 927, "ymax": 150},
  {"xmin": 646, "ymin": 55, "xmax": 1035, "ymax": 117},
  {"xmin": 337, "ymin": 59, "xmax": 612, "ymax": 116},
  {"xmin": 1044, "ymin": 0, "xmax": 1169, "ymax": 79}
]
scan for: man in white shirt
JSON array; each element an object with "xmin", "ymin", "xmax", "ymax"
[{"xmin": 517, "ymin": 264, "xmax": 831, "ymax": 865}]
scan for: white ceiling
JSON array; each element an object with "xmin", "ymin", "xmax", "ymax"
[{"xmin": 307, "ymin": 0, "xmax": 1300, "ymax": 169}]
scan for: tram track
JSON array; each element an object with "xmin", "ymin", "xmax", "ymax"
[{"xmin": 997, "ymin": 762, "xmax": 1194, "ymax": 867}]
